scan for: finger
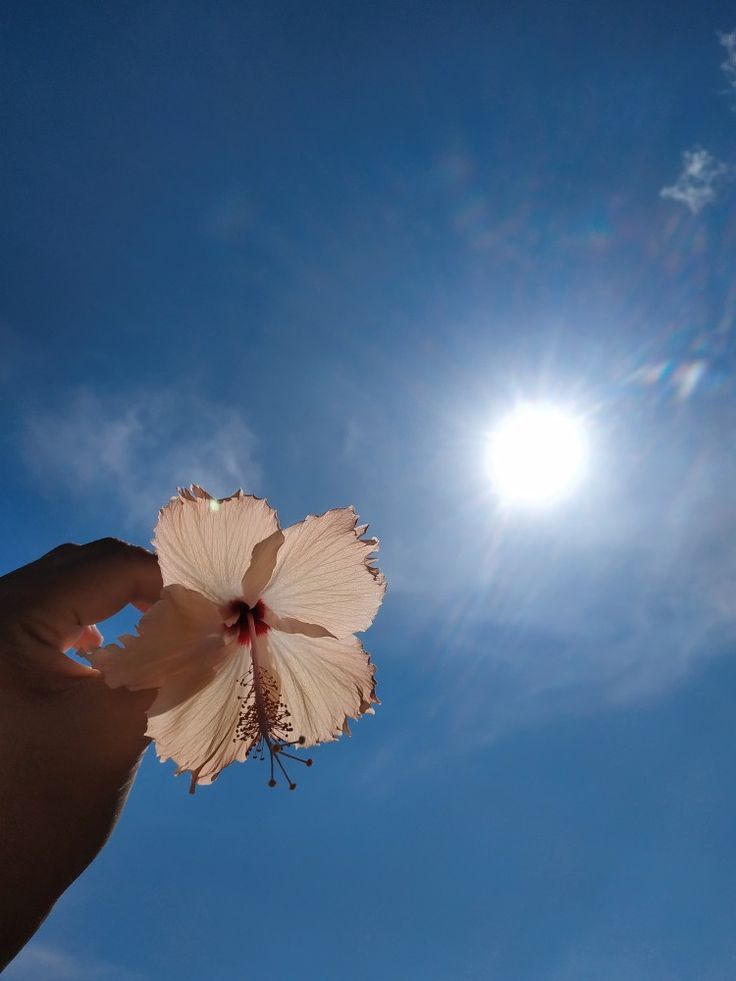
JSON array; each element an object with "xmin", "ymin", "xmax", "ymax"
[
  {"xmin": 16, "ymin": 539, "xmax": 163, "ymax": 651},
  {"xmin": 68, "ymin": 623, "xmax": 104, "ymax": 654}
]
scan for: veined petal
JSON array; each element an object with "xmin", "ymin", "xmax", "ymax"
[
  {"xmin": 262, "ymin": 629, "xmax": 377, "ymax": 747},
  {"xmin": 89, "ymin": 585, "xmax": 227, "ymax": 692},
  {"xmin": 147, "ymin": 644, "xmax": 253, "ymax": 792},
  {"xmin": 241, "ymin": 529, "xmax": 284, "ymax": 606},
  {"xmin": 262, "ymin": 608, "xmax": 333, "ymax": 638},
  {"xmin": 261, "ymin": 508, "xmax": 385, "ymax": 638},
  {"xmin": 154, "ymin": 487, "xmax": 279, "ymax": 605}
]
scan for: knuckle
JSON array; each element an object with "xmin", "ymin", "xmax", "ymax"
[
  {"xmin": 43, "ymin": 542, "xmax": 80, "ymax": 559},
  {"xmin": 86, "ymin": 537, "xmax": 157, "ymax": 567},
  {"xmin": 89, "ymin": 536, "xmax": 128, "ymax": 553},
  {"xmin": 86, "ymin": 537, "xmax": 143, "ymax": 562}
]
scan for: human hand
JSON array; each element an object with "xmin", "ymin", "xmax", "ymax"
[{"xmin": 0, "ymin": 539, "xmax": 162, "ymax": 968}]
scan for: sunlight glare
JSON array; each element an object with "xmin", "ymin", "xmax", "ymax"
[{"xmin": 487, "ymin": 404, "xmax": 586, "ymax": 508}]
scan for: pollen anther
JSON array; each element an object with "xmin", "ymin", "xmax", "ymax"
[{"xmin": 234, "ymin": 609, "xmax": 313, "ymax": 790}]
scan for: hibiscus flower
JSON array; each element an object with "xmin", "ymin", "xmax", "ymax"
[{"xmin": 91, "ymin": 487, "xmax": 385, "ymax": 793}]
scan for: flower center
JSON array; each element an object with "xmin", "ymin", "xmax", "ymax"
[{"xmin": 228, "ymin": 599, "xmax": 269, "ymax": 645}]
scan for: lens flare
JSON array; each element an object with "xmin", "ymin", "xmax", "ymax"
[{"xmin": 487, "ymin": 404, "xmax": 586, "ymax": 508}]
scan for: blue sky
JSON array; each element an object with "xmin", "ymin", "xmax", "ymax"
[{"xmin": 3, "ymin": 1, "xmax": 736, "ymax": 978}]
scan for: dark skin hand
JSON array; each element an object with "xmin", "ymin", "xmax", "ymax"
[{"xmin": 0, "ymin": 539, "xmax": 162, "ymax": 969}]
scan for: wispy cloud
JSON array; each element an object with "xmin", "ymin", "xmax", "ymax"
[
  {"xmin": 627, "ymin": 358, "xmax": 707, "ymax": 402},
  {"xmin": 4, "ymin": 942, "xmax": 144, "ymax": 980},
  {"xmin": 719, "ymin": 29, "xmax": 736, "ymax": 105},
  {"xmin": 660, "ymin": 146, "xmax": 731, "ymax": 213},
  {"xmin": 22, "ymin": 388, "xmax": 260, "ymax": 528}
]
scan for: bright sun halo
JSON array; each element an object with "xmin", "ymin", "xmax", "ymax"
[{"xmin": 488, "ymin": 403, "xmax": 586, "ymax": 508}]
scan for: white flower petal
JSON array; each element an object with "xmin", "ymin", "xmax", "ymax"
[
  {"xmin": 241, "ymin": 529, "xmax": 284, "ymax": 606},
  {"xmin": 262, "ymin": 629, "xmax": 377, "ymax": 747},
  {"xmin": 89, "ymin": 585, "xmax": 227, "ymax": 691},
  {"xmin": 261, "ymin": 508, "xmax": 385, "ymax": 637},
  {"xmin": 262, "ymin": 609, "xmax": 333, "ymax": 638},
  {"xmin": 154, "ymin": 487, "xmax": 279, "ymax": 605},
  {"xmin": 147, "ymin": 644, "xmax": 253, "ymax": 792}
]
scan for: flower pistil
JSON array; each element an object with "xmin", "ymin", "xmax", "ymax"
[{"xmin": 231, "ymin": 605, "xmax": 313, "ymax": 789}]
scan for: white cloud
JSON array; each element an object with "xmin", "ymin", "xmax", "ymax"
[
  {"xmin": 625, "ymin": 361, "xmax": 671, "ymax": 387},
  {"xmin": 660, "ymin": 146, "xmax": 731, "ymax": 213},
  {"xmin": 720, "ymin": 29, "xmax": 736, "ymax": 104},
  {"xmin": 627, "ymin": 359, "xmax": 707, "ymax": 401},
  {"xmin": 4, "ymin": 942, "xmax": 143, "ymax": 980},
  {"xmin": 672, "ymin": 359, "xmax": 707, "ymax": 401},
  {"xmin": 22, "ymin": 388, "xmax": 260, "ymax": 528}
]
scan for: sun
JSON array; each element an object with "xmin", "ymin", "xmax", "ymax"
[{"xmin": 487, "ymin": 403, "xmax": 587, "ymax": 508}]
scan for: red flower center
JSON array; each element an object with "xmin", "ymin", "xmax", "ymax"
[{"xmin": 228, "ymin": 599, "xmax": 269, "ymax": 645}]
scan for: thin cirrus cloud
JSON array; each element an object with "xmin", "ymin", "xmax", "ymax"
[
  {"xmin": 626, "ymin": 359, "xmax": 708, "ymax": 402},
  {"xmin": 660, "ymin": 146, "xmax": 731, "ymax": 213},
  {"xmin": 720, "ymin": 29, "xmax": 736, "ymax": 104},
  {"xmin": 3, "ymin": 942, "xmax": 144, "ymax": 980},
  {"xmin": 21, "ymin": 388, "xmax": 261, "ymax": 529}
]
